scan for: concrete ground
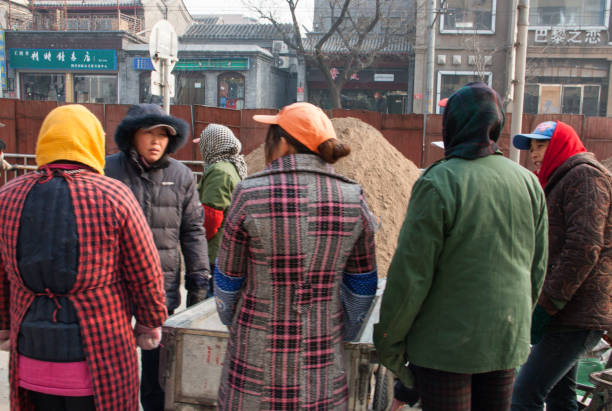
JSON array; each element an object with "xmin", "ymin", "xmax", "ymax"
[{"xmin": 1, "ymin": 351, "xmax": 8, "ymax": 410}]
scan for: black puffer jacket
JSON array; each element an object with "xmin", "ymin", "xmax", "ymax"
[{"xmin": 105, "ymin": 104, "xmax": 209, "ymax": 311}]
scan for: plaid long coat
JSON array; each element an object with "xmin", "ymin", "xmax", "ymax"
[
  {"xmin": 0, "ymin": 169, "xmax": 168, "ymax": 411},
  {"xmin": 214, "ymin": 154, "xmax": 377, "ymax": 410}
]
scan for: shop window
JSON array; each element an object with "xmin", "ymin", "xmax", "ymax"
[
  {"xmin": 526, "ymin": 84, "xmax": 601, "ymax": 116},
  {"xmin": 21, "ymin": 73, "xmax": 66, "ymax": 102},
  {"xmin": 583, "ymin": 86, "xmax": 600, "ymax": 117},
  {"xmin": 529, "ymin": 0, "xmax": 607, "ymax": 27},
  {"xmin": 217, "ymin": 73, "xmax": 245, "ymax": 110},
  {"xmin": 175, "ymin": 72, "xmax": 206, "ymax": 105},
  {"xmin": 524, "ymin": 84, "xmax": 540, "ymax": 114},
  {"xmin": 562, "ymin": 86, "xmax": 581, "ymax": 114},
  {"xmin": 73, "ymin": 75, "xmax": 117, "ymax": 103},
  {"xmin": 308, "ymin": 89, "xmax": 408, "ymax": 113},
  {"xmin": 437, "ymin": 71, "xmax": 492, "ymax": 113},
  {"xmin": 441, "ymin": 0, "xmax": 495, "ymax": 33}
]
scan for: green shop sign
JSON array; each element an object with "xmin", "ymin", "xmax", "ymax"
[
  {"xmin": 9, "ymin": 48, "xmax": 117, "ymax": 71},
  {"xmin": 175, "ymin": 58, "xmax": 249, "ymax": 71}
]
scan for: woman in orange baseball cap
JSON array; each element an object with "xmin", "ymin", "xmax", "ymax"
[
  {"xmin": 213, "ymin": 102, "xmax": 378, "ymax": 410},
  {"xmin": 254, "ymin": 101, "xmax": 350, "ymax": 164}
]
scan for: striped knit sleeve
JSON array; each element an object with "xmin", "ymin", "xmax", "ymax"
[
  {"xmin": 342, "ymin": 193, "xmax": 378, "ymax": 341},
  {"xmin": 214, "ymin": 185, "xmax": 249, "ymax": 325}
]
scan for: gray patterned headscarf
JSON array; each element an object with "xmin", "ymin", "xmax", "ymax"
[{"xmin": 199, "ymin": 124, "xmax": 248, "ymax": 179}]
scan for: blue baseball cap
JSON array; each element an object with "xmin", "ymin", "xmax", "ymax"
[{"xmin": 513, "ymin": 121, "xmax": 557, "ymax": 150}]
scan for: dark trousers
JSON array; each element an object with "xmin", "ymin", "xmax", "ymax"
[
  {"xmin": 511, "ymin": 329, "xmax": 603, "ymax": 411},
  {"xmin": 410, "ymin": 364, "xmax": 515, "ymax": 411},
  {"xmin": 141, "ymin": 308, "xmax": 173, "ymax": 411},
  {"xmin": 27, "ymin": 390, "xmax": 96, "ymax": 411},
  {"xmin": 140, "ymin": 346, "xmax": 164, "ymax": 411}
]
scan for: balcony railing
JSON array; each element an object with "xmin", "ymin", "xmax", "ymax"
[{"xmin": 29, "ymin": 13, "xmax": 143, "ymax": 35}]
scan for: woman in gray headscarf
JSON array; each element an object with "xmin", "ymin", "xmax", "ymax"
[{"xmin": 196, "ymin": 124, "xmax": 247, "ymax": 295}]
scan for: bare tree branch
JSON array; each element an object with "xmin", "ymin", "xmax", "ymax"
[{"xmin": 247, "ymin": 0, "xmax": 411, "ymax": 108}]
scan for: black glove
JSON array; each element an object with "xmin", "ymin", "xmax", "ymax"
[{"xmin": 186, "ymin": 288, "xmax": 208, "ymax": 307}]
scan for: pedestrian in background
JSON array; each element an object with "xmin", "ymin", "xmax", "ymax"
[
  {"xmin": 0, "ymin": 123, "xmax": 14, "ymax": 177},
  {"xmin": 195, "ymin": 124, "xmax": 247, "ymax": 296},
  {"xmin": 105, "ymin": 104, "xmax": 210, "ymax": 411},
  {"xmin": 374, "ymin": 82, "xmax": 548, "ymax": 411},
  {"xmin": 511, "ymin": 121, "xmax": 612, "ymax": 410},
  {"xmin": 214, "ymin": 102, "xmax": 378, "ymax": 410},
  {"xmin": 0, "ymin": 104, "xmax": 167, "ymax": 411}
]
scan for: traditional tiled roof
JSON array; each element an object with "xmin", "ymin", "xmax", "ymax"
[
  {"xmin": 182, "ymin": 23, "xmax": 292, "ymax": 40},
  {"xmin": 192, "ymin": 16, "xmax": 220, "ymax": 25},
  {"xmin": 192, "ymin": 14, "xmax": 258, "ymax": 25},
  {"xmin": 304, "ymin": 34, "xmax": 413, "ymax": 54},
  {"xmin": 33, "ymin": 0, "xmax": 142, "ymax": 7}
]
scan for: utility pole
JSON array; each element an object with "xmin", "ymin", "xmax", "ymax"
[
  {"xmin": 504, "ymin": 0, "xmax": 518, "ymax": 111},
  {"xmin": 509, "ymin": 0, "xmax": 530, "ymax": 163},
  {"xmin": 424, "ymin": 0, "xmax": 436, "ymax": 115},
  {"xmin": 421, "ymin": 0, "xmax": 445, "ymax": 167}
]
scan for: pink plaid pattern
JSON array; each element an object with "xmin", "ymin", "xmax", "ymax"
[{"xmin": 216, "ymin": 154, "xmax": 377, "ymax": 410}]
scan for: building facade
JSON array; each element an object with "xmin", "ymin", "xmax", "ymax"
[
  {"xmin": 177, "ymin": 22, "xmax": 298, "ymax": 109},
  {"xmin": 413, "ymin": 0, "xmax": 612, "ymax": 117},
  {"xmin": 4, "ymin": 30, "xmax": 143, "ymax": 103},
  {"xmin": 523, "ymin": 0, "xmax": 611, "ymax": 117},
  {"xmin": 0, "ymin": 0, "xmax": 32, "ymax": 30},
  {"xmin": 309, "ymin": 0, "xmax": 416, "ymax": 113}
]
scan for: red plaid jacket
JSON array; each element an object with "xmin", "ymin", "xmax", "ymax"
[{"xmin": 0, "ymin": 169, "xmax": 168, "ymax": 411}]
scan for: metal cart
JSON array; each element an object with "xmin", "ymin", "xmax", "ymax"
[{"xmin": 160, "ymin": 283, "xmax": 390, "ymax": 410}]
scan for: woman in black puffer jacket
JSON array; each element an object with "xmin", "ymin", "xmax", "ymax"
[{"xmin": 104, "ymin": 104, "xmax": 210, "ymax": 411}]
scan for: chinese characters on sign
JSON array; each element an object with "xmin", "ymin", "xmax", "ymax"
[
  {"xmin": 534, "ymin": 29, "xmax": 603, "ymax": 45},
  {"xmin": 9, "ymin": 48, "xmax": 117, "ymax": 71}
]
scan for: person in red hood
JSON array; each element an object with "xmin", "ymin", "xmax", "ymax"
[{"xmin": 511, "ymin": 121, "xmax": 612, "ymax": 410}]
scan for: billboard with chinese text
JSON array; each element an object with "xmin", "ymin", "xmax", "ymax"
[{"xmin": 9, "ymin": 49, "xmax": 117, "ymax": 71}]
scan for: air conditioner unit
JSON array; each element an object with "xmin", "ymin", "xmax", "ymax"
[
  {"xmin": 276, "ymin": 56, "xmax": 290, "ymax": 69},
  {"xmin": 272, "ymin": 40, "xmax": 289, "ymax": 54}
]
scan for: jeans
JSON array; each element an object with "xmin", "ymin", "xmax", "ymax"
[{"xmin": 511, "ymin": 329, "xmax": 604, "ymax": 411}]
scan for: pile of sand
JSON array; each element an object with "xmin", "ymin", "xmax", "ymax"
[
  {"xmin": 602, "ymin": 156, "xmax": 612, "ymax": 172},
  {"xmin": 245, "ymin": 117, "xmax": 420, "ymax": 276}
]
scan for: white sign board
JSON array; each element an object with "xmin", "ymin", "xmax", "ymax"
[
  {"xmin": 374, "ymin": 73, "xmax": 394, "ymax": 82},
  {"xmin": 150, "ymin": 70, "xmax": 175, "ymax": 97},
  {"xmin": 149, "ymin": 20, "xmax": 178, "ymax": 71}
]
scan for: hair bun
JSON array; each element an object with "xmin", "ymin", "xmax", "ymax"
[{"xmin": 317, "ymin": 139, "xmax": 351, "ymax": 164}]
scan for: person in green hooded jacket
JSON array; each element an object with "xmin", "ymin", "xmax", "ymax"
[
  {"xmin": 374, "ymin": 82, "xmax": 548, "ymax": 410},
  {"xmin": 196, "ymin": 124, "xmax": 247, "ymax": 295}
]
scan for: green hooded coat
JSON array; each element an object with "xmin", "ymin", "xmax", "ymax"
[{"xmin": 373, "ymin": 83, "xmax": 548, "ymax": 386}]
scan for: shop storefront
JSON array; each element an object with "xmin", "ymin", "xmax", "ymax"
[
  {"xmin": 9, "ymin": 47, "xmax": 118, "ymax": 103},
  {"xmin": 133, "ymin": 56, "xmax": 248, "ymax": 107},
  {"xmin": 307, "ymin": 66, "xmax": 411, "ymax": 114}
]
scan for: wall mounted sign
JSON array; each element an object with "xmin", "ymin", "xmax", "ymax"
[
  {"xmin": 133, "ymin": 57, "xmax": 249, "ymax": 71},
  {"xmin": 9, "ymin": 48, "xmax": 117, "ymax": 71},
  {"xmin": 374, "ymin": 73, "xmax": 395, "ymax": 82}
]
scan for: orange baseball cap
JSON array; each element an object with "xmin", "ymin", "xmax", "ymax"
[
  {"xmin": 252, "ymin": 102, "xmax": 337, "ymax": 153},
  {"xmin": 438, "ymin": 98, "xmax": 448, "ymax": 107}
]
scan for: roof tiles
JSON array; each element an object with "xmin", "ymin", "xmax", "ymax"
[{"xmin": 182, "ymin": 23, "xmax": 292, "ymax": 40}]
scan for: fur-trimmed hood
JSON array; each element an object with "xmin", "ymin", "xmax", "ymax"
[{"xmin": 114, "ymin": 104, "xmax": 189, "ymax": 154}]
